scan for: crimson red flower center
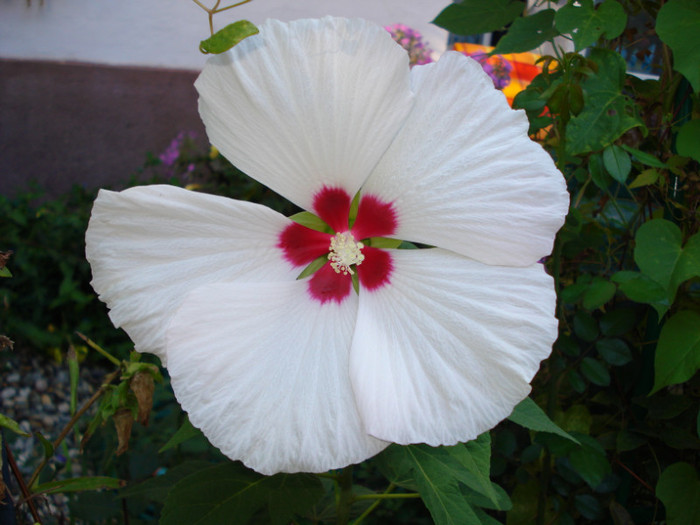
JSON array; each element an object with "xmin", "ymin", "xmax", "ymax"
[{"xmin": 278, "ymin": 186, "xmax": 398, "ymax": 304}]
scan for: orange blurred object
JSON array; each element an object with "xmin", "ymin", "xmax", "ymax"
[{"xmin": 453, "ymin": 43, "xmax": 543, "ymax": 106}]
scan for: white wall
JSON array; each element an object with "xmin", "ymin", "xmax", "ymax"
[{"xmin": 0, "ymin": 0, "xmax": 449, "ymax": 71}]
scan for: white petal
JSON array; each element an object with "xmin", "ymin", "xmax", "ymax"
[
  {"xmin": 196, "ymin": 17, "xmax": 414, "ymax": 211},
  {"xmin": 363, "ymin": 52, "xmax": 569, "ymax": 266},
  {"xmin": 166, "ymin": 280, "xmax": 387, "ymax": 475},
  {"xmin": 350, "ymin": 248, "xmax": 558, "ymax": 445},
  {"xmin": 85, "ymin": 185, "xmax": 297, "ymax": 361}
]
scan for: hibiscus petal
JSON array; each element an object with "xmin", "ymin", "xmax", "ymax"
[
  {"xmin": 85, "ymin": 185, "xmax": 297, "ymax": 361},
  {"xmin": 362, "ymin": 51, "xmax": 569, "ymax": 266},
  {"xmin": 166, "ymin": 280, "xmax": 388, "ymax": 475},
  {"xmin": 350, "ymin": 248, "xmax": 558, "ymax": 445},
  {"xmin": 196, "ymin": 17, "xmax": 414, "ymax": 211}
]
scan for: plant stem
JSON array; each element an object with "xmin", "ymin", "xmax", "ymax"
[
  {"xmin": 4, "ymin": 440, "xmax": 42, "ymax": 524},
  {"xmin": 336, "ymin": 466, "xmax": 354, "ymax": 525},
  {"xmin": 75, "ymin": 332, "xmax": 121, "ymax": 367},
  {"xmin": 26, "ymin": 368, "xmax": 121, "ymax": 489}
]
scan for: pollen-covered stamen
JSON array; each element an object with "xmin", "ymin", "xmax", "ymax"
[{"xmin": 328, "ymin": 232, "xmax": 365, "ymax": 275}]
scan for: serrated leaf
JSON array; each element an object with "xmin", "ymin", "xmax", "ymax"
[
  {"xmin": 656, "ymin": 0, "xmax": 700, "ymax": 92},
  {"xmin": 652, "ymin": 310, "xmax": 700, "ymax": 393},
  {"xmin": 432, "ymin": 0, "xmax": 524, "ymax": 35},
  {"xmin": 199, "ymin": 20, "xmax": 259, "ymax": 54},
  {"xmin": 656, "ymin": 462, "xmax": 700, "ymax": 525},
  {"xmin": 160, "ymin": 462, "xmax": 323, "ymax": 525},
  {"xmin": 445, "ymin": 434, "xmax": 500, "ymax": 507},
  {"xmin": 566, "ymin": 49, "xmax": 643, "ymax": 155},
  {"xmin": 158, "ymin": 417, "xmax": 203, "ymax": 453},
  {"xmin": 555, "ymin": 0, "xmax": 627, "ymax": 51},
  {"xmin": 492, "ymin": 9, "xmax": 557, "ymax": 54},
  {"xmin": 34, "ymin": 476, "xmax": 124, "ymax": 495},
  {"xmin": 508, "ymin": 397, "xmax": 579, "ymax": 443}
]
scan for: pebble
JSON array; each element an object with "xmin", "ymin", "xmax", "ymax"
[{"xmin": 1, "ymin": 349, "xmax": 108, "ymax": 523}]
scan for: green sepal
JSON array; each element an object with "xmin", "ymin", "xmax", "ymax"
[
  {"xmin": 348, "ymin": 191, "xmax": 361, "ymax": 228},
  {"xmin": 366, "ymin": 237, "xmax": 402, "ymax": 249},
  {"xmin": 199, "ymin": 20, "xmax": 259, "ymax": 55},
  {"xmin": 288, "ymin": 211, "xmax": 332, "ymax": 233},
  {"xmin": 296, "ymin": 255, "xmax": 327, "ymax": 280},
  {"xmin": 351, "ymin": 272, "xmax": 360, "ymax": 295}
]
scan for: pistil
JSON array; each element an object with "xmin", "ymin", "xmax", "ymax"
[{"xmin": 328, "ymin": 233, "xmax": 365, "ymax": 275}]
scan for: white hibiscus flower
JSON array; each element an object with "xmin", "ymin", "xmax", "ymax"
[{"xmin": 86, "ymin": 16, "xmax": 569, "ymax": 475}]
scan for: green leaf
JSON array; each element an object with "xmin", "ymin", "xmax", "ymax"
[
  {"xmin": 288, "ymin": 211, "xmax": 331, "ymax": 233},
  {"xmin": 596, "ymin": 338, "xmax": 632, "ymax": 366},
  {"xmin": 628, "ymin": 168, "xmax": 660, "ymax": 189},
  {"xmin": 68, "ymin": 348, "xmax": 79, "ymax": 414},
  {"xmin": 432, "ymin": 0, "xmax": 524, "ymax": 36},
  {"xmin": 656, "ymin": 0, "xmax": 700, "ymax": 92},
  {"xmin": 612, "ymin": 271, "xmax": 671, "ymax": 318},
  {"xmin": 603, "ymin": 144, "xmax": 631, "ymax": 183},
  {"xmin": 36, "ymin": 431, "xmax": 54, "ymax": 460},
  {"xmin": 445, "ymin": 435, "xmax": 501, "ymax": 508},
  {"xmin": 555, "ymin": 0, "xmax": 627, "ymax": 51},
  {"xmin": 566, "ymin": 49, "xmax": 643, "ymax": 155},
  {"xmin": 34, "ymin": 476, "xmax": 124, "ymax": 495},
  {"xmin": 580, "ymin": 357, "xmax": 611, "ymax": 386},
  {"xmin": 633, "ymin": 220, "xmax": 700, "ymax": 305},
  {"xmin": 620, "ymin": 144, "xmax": 669, "ymax": 168},
  {"xmin": 508, "ymin": 397, "xmax": 579, "ymax": 443},
  {"xmin": 676, "ymin": 119, "xmax": 700, "ymax": 161},
  {"xmin": 376, "ymin": 444, "xmax": 484, "ymax": 524},
  {"xmin": 158, "ymin": 417, "xmax": 204, "ymax": 453},
  {"xmin": 582, "ymin": 277, "xmax": 616, "ymax": 310},
  {"xmin": 573, "ymin": 311, "xmax": 599, "ymax": 342},
  {"xmin": 0, "ymin": 266, "xmax": 11, "ymax": 277},
  {"xmin": 199, "ymin": 20, "xmax": 259, "ymax": 54},
  {"xmin": 568, "ymin": 434, "xmax": 611, "ymax": 489},
  {"xmin": 160, "ymin": 462, "xmax": 323, "ymax": 525},
  {"xmin": 599, "ymin": 307, "xmax": 637, "ymax": 336},
  {"xmin": 120, "ymin": 461, "xmax": 213, "ymax": 503},
  {"xmin": 492, "ymin": 9, "xmax": 557, "ymax": 55},
  {"xmin": 0, "ymin": 413, "xmax": 30, "ymax": 437},
  {"xmin": 652, "ymin": 310, "xmax": 700, "ymax": 393},
  {"xmin": 656, "ymin": 462, "xmax": 700, "ymax": 525}
]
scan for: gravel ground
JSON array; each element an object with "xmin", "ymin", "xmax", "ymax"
[{"xmin": 1, "ymin": 349, "xmax": 109, "ymax": 523}]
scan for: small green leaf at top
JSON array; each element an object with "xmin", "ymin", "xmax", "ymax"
[
  {"xmin": 656, "ymin": 462, "xmax": 700, "ymax": 525},
  {"xmin": 508, "ymin": 397, "xmax": 579, "ymax": 443},
  {"xmin": 158, "ymin": 416, "xmax": 204, "ymax": 453},
  {"xmin": 432, "ymin": 0, "xmax": 524, "ymax": 36},
  {"xmin": 582, "ymin": 277, "xmax": 616, "ymax": 310},
  {"xmin": 652, "ymin": 310, "xmax": 700, "ymax": 394},
  {"xmin": 200, "ymin": 20, "xmax": 259, "ymax": 55}
]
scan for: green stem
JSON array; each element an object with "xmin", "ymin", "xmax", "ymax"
[
  {"xmin": 75, "ymin": 332, "xmax": 121, "ymax": 367},
  {"xmin": 351, "ymin": 483, "xmax": 400, "ymax": 525},
  {"xmin": 336, "ymin": 466, "xmax": 354, "ymax": 525},
  {"xmin": 353, "ymin": 492, "xmax": 421, "ymax": 501}
]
